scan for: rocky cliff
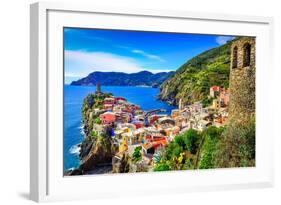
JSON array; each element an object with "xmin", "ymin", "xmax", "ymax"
[{"xmin": 66, "ymin": 93, "xmax": 118, "ymax": 175}]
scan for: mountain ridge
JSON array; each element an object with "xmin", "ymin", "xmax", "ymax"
[{"xmin": 70, "ymin": 70, "xmax": 175, "ymax": 88}]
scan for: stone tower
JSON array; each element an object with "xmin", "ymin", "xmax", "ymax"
[
  {"xmin": 96, "ymin": 83, "xmax": 102, "ymax": 94},
  {"xmin": 228, "ymin": 37, "xmax": 256, "ymax": 124}
]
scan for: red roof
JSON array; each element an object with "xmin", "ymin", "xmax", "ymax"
[
  {"xmin": 100, "ymin": 112, "xmax": 115, "ymax": 117},
  {"xmin": 145, "ymin": 136, "xmax": 166, "ymax": 142},
  {"xmin": 115, "ymin": 97, "xmax": 127, "ymax": 101},
  {"xmin": 152, "ymin": 140, "xmax": 167, "ymax": 149},
  {"xmin": 210, "ymin": 86, "xmax": 220, "ymax": 91}
]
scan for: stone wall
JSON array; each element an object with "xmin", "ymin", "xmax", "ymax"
[{"xmin": 228, "ymin": 37, "xmax": 256, "ymax": 124}]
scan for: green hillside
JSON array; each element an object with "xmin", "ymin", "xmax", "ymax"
[{"xmin": 159, "ymin": 39, "xmax": 234, "ymax": 106}]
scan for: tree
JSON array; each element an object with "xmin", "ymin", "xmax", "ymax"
[
  {"xmin": 174, "ymin": 135, "xmax": 185, "ymax": 148},
  {"xmin": 153, "ymin": 129, "xmax": 202, "ymax": 171},
  {"xmin": 165, "ymin": 141, "xmax": 183, "ymax": 159},
  {"xmin": 95, "ymin": 117, "xmax": 102, "ymax": 124},
  {"xmin": 132, "ymin": 146, "xmax": 142, "ymax": 162},
  {"xmin": 202, "ymin": 126, "xmax": 225, "ymax": 140},
  {"xmin": 199, "ymin": 126, "xmax": 225, "ymax": 169},
  {"xmin": 91, "ymin": 130, "xmax": 98, "ymax": 139},
  {"xmin": 183, "ymin": 129, "xmax": 201, "ymax": 154},
  {"xmin": 215, "ymin": 117, "xmax": 256, "ymax": 168},
  {"xmin": 154, "ymin": 163, "xmax": 171, "ymax": 171}
]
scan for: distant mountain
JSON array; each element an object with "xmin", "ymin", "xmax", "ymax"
[{"xmin": 70, "ymin": 70, "xmax": 175, "ymax": 88}]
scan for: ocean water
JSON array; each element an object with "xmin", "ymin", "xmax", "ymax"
[{"xmin": 64, "ymin": 85, "xmax": 176, "ymax": 171}]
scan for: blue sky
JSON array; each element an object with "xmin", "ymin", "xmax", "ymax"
[{"xmin": 64, "ymin": 27, "xmax": 234, "ymax": 84}]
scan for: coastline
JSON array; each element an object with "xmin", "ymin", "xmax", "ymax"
[
  {"xmin": 65, "ymin": 85, "xmax": 219, "ymax": 175},
  {"xmin": 64, "ymin": 76, "xmax": 255, "ymax": 175},
  {"xmin": 63, "ymin": 85, "xmax": 176, "ymax": 174}
]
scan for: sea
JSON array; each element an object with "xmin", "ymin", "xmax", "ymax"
[{"xmin": 64, "ymin": 85, "xmax": 176, "ymax": 172}]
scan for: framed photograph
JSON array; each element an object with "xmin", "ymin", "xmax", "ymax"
[{"xmin": 30, "ymin": 2, "xmax": 274, "ymax": 202}]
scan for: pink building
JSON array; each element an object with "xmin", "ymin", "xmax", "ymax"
[
  {"xmin": 133, "ymin": 121, "xmax": 144, "ymax": 129},
  {"xmin": 210, "ymin": 86, "xmax": 221, "ymax": 98},
  {"xmin": 100, "ymin": 112, "xmax": 116, "ymax": 124},
  {"xmin": 219, "ymin": 88, "xmax": 230, "ymax": 107}
]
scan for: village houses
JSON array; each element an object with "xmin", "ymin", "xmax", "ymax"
[{"xmin": 94, "ymin": 84, "xmax": 230, "ymax": 168}]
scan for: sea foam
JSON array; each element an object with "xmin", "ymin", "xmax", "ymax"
[
  {"xmin": 79, "ymin": 124, "xmax": 85, "ymax": 135},
  {"xmin": 69, "ymin": 144, "xmax": 81, "ymax": 155}
]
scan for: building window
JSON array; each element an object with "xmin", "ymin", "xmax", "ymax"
[
  {"xmin": 243, "ymin": 43, "xmax": 251, "ymax": 67},
  {"xmin": 232, "ymin": 46, "xmax": 238, "ymax": 68}
]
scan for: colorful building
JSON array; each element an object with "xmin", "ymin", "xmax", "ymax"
[
  {"xmin": 104, "ymin": 103, "xmax": 113, "ymax": 110},
  {"xmin": 104, "ymin": 97, "xmax": 115, "ymax": 104},
  {"xmin": 171, "ymin": 109, "xmax": 180, "ymax": 119},
  {"xmin": 210, "ymin": 86, "xmax": 221, "ymax": 98},
  {"xmin": 212, "ymin": 99, "xmax": 220, "ymax": 109},
  {"xmin": 219, "ymin": 88, "xmax": 230, "ymax": 107},
  {"xmin": 100, "ymin": 111, "xmax": 116, "ymax": 124},
  {"xmin": 115, "ymin": 97, "xmax": 127, "ymax": 102},
  {"xmin": 132, "ymin": 120, "xmax": 144, "ymax": 129}
]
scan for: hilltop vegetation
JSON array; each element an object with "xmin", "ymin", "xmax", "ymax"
[
  {"xmin": 215, "ymin": 117, "xmax": 256, "ymax": 167},
  {"xmin": 153, "ymin": 122, "xmax": 255, "ymax": 171},
  {"xmin": 159, "ymin": 40, "xmax": 233, "ymax": 105}
]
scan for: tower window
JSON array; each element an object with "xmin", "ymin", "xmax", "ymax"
[
  {"xmin": 232, "ymin": 46, "xmax": 238, "ymax": 68},
  {"xmin": 243, "ymin": 43, "xmax": 251, "ymax": 67}
]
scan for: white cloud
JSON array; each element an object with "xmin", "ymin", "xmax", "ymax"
[
  {"xmin": 131, "ymin": 49, "xmax": 166, "ymax": 62},
  {"xmin": 64, "ymin": 50, "xmax": 172, "ymax": 80},
  {"xmin": 148, "ymin": 69, "xmax": 174, "ymax": 73},
  {"xmin": 216, "ymin": 36, "xmax": 235, "ymax": 45},
  {"xmin": 65, "ymin": 50, "xmax": 144, "ymax": 77},
  {"xmin": 64, "ymin": 72, "xmax": 83, "ymax": 78}
]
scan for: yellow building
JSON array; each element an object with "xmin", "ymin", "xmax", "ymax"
[
  {"xmin": 212, "ymin": 99, "xmax": 220, "ymax": 109},
  {"xmin": 119, "ymin": 136, "xmax": 128, "ymax": 152}
]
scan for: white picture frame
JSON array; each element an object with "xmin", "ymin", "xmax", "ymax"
[{"xmin": 30, "ymin": 2, "xmax": 274, "ymax": 202}]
